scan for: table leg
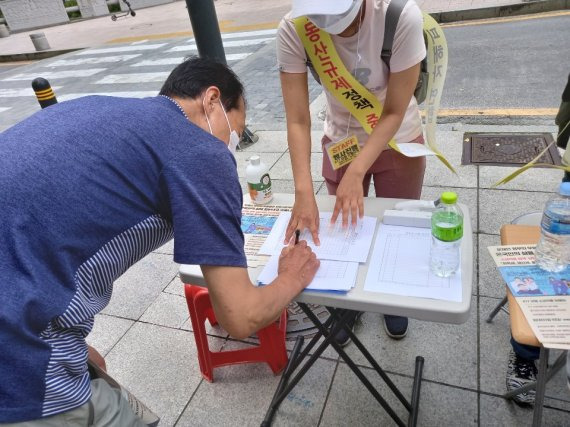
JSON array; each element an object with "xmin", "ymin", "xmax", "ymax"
[
  {"xmin": 261, "ymin": 309, "xmax": 358, "ymax": 427},
  {"xmin": 532, "ymin": 346, "xmax": 549, "ymax": 427},
  {"xmin": 408, "ymin": 356, "xmax": 424, "ymax": 427},
  {"xmin": 261, "ymin": 304, "xmax": 424, "ymax": 427},
  {"xmin": 326, "ymin": 307, "xmax": 413, "ymax": 412},
  {"xmin": 302, "ymin": 305, "xmax": 408, "ymax": 427},
  {"xmin": 261, "ymin": 335, "xmax": 304, "ymax": 427}
]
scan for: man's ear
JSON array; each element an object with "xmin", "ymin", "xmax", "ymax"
[{"xmin": 203, "ymin": 86, "xmax": 221, "ymax": 111}]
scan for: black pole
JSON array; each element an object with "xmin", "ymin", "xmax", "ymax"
[
  {"xmin": 32, "ymin": 77, "xmax": 57, "ymax": 109},
  {"xmin": 184, "ymin": 0, "xmax": 227, "ymax": 65},
  {"xmin": 183, "ymin": 0, "xmax": 258, "ymax": 147}
]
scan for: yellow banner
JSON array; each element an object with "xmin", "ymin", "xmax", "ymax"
[{"xmin": 422, "ymin": 13, "xmax": 456, "ymax": 174}]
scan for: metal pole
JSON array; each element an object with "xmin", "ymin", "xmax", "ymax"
[
  {"xmin": 183, "ymin": 0, "xmax": 258, "ymax": 147},
  {"xmin": 184, "ymin": 0, "xmax": 227, "ymax": 65}
]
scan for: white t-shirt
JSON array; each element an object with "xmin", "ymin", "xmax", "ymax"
[{"xmin": 277, "ymin": 0, "xmax": 426, "ymax": 146}]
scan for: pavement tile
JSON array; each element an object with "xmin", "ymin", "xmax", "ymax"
[
  {"xmin": 479, "ymin": 296, "xmax": 570, "ymax": 411},
  {"xmin": 164, "ymin": 277, "xmax": 186, "ymax": 297},
  {"xmin": 320, "ymin": 364, "xmax": 478, "ymax": 426},
  {"xmin": 139, "ymin": 291, "xmax": 189, "ymax": 329},
  {"xmin": 86, "ymin": 313, "xmax": 134, "ymax": 357},
  {"xmin": 176, "ymin": 340, "xmax": 336, "ymax": 427},
  {"xmin": 342, "ymin": 297, "xmax": 478, "ymax": 390},
  {"xmin": 479, "ymin": 394, "xmax": 570, "ymax": 427},
  {"xmin": 479, "ymin": 189, "xmax": 551, "ymax": 235},
  {"xmin": 270, "ymin": 152, "xmax": 324, "ymax": 181},
  {"xmin": 105, "ymin": 322, "xmax": 222, "ymax": 427},
  {"xmin": 479, "ymin": 233, "xmax": 508, "ymax": 299},
  {"xmin": 101, "ymin": 252, "xmax": 179, "ymax": 320},
  {"xmin": 479, "ymin": 164, "xmax": 564, "ymax": 192},
  {"xmin": 423, "ymin": 131, "xmax": 478, "ymax": 188}
]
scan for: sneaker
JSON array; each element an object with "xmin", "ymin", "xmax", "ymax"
[
  {"xmin": 506, "ymin": 349, "xmax": 537, "ymax": 405},
  {"xmin": 331, "ymin": 310, "xmax": 362, "ymax": 347},
  {"xmin": 383, "ymin": 315, "xmax": 408, "ymax": 339}
]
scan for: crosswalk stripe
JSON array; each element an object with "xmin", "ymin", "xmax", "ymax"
[
  {"xmin": 76, "ymin": 44, "xmax": 167, "ymax": 55},
  {"xmin": 0, "ymin": 107, "xmax": 11, "ymax": 113},
  {"xmin": 220, "ymin": 29, "xmax": 277, "ymax": 39},
  {"xmin": 130, "ymin": 52, "xmax": 250, "ymax": 67},
  {"xmin": 58, "ymin": 91, "xmax": 158, "ymax": 101},
  {"xmin": 2, "ymin": 69, "xmax": 106, "ymax": 81},
  {"xmin": 0, "ymin": 87, "xmax": 62, "ymax": 97},
  {"xmin": 168, "ymin": 37, "xmax": 274, "ymax": 52},
  {"xmin": 44, "ymin": 55, "xmax": 142, "ymax": 67},
  {"xmin": 95, "ymin": 72, "xmax": 169, "ymax": 84}
]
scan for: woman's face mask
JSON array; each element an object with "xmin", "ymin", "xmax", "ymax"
[
  {"xmin": 307, "ymin": 0, "xmax": 363, "ymax": 35},
  {"xmin": 203, "ymin": 97, "xmax": 240, "ymax": 155}
]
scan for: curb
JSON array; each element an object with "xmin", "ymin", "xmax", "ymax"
[
  {"xmin": 0, "ymin": 49, "xmax": 81, "ymax": 63},
  {"xmin": 432, "ymin": 0, "xmax": 569, "ymax": 23},
  {"xmin": 0, "ymin": 0, "xmax": 568, "ymax": 62}
]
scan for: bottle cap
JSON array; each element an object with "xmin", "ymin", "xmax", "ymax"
[
  {"xmin": 249, "ymin": 155, "xmax": 260, "ymax": 165},
  {"xmin": 441, "ymin": 192, "xmax": 457, "ymax": 204},
  {"xmin": 560, "ymin": 182, "xmax": 570, "ymax": 196}
]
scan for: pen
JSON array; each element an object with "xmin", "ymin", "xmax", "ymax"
[{"xmin": 295, "ymin": 229, "xmax": 300, "ymax": 245}]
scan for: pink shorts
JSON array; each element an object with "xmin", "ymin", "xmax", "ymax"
[{"xmin": 322, "ymin": 134, "xmax": 426, "ymax": 199}]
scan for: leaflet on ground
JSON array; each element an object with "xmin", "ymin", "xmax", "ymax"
[
  {"xmin": 364, "ymin": 224, "xmax": 462, "ymax": 302},
  {"xmin": 257, "ymin": 255, "xmax": 358, "ymax": 292},
  {"xmin": 258, "ymin": 211, "xmax": 377, "ymax": 263}
]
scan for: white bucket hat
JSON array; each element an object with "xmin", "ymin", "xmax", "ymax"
[{"xmin": 291, "ymin": 0, "xmax": 364, "ymax": 34}]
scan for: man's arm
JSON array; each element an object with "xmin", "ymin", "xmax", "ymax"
[{"xmin": 201, "ymin": 241, "xmax": 319, "ymax": 339}]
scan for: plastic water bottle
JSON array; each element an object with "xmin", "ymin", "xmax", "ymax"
[
  {"xmin": 430, "ymin": 192, "xmax": 463, "ymax": 277},
  {"xmin": 246, "ymin": 155, "xmax": 273, "ymax": 205},
  {"xmin": 534, "ymin": 182, "xmax": 570, "ymax": 272}
]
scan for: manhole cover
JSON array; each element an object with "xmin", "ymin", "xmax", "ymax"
[
  {"xmin": 285, "ymin": 302, "xmax": 330, "ymax": 340},
  {"xmin": 462, "ymin": 133, "xmax": 561, "ymax": 166}
]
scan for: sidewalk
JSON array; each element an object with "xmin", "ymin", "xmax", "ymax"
[
  {"xmin": 0, "ymin": 1, "xmax": 569, "ymax": 425},
  {"xmin": 0, "ymin": 0, "xmax": 567, "ymax": 57}
]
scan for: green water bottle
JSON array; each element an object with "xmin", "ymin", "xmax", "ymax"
[{"xmin": 430, "ymin": 192, "xmax": 463, "ymax": 277}]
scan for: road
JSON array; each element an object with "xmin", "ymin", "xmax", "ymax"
[
  {"xmin": 0, "ymin": 11, "xmax": 568, "ymax": 130},
  {"xmin": 441, "ymin": 11, "xmax": 570, "ymax": 115}
]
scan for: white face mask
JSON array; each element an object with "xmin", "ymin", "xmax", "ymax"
[{"xmin": 203, "ymin": 97, "xmax": 240, "ymax": 155}]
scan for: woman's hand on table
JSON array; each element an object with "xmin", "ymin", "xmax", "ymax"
[
  {"xmin": 284, "ymin": 192, "xmax": 321, "ymax": 245},
  {"xmin": 331, "ymin": 170, "xmax": 365, "ymax": 227}
]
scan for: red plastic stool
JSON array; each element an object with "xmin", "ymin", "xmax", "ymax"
[{"xmin": 184, "ymin": 284, "xmax": 288, "ymax": 382}]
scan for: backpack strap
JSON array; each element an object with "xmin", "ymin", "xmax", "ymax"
[{"xmin": 381, "ymin": 0, "xmax": 409, "ymax": 69}]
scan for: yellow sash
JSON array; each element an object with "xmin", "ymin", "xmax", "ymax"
[
  {"xmin": 294, "ymin": 15, "xmax": 457, "ymax": 174},
  {"xmin": 293, "ymin": 16, "xmax": 399, "ymax": 152}
]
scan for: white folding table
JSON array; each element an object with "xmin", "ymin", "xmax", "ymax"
[{"xmin": 179, "ymin": 193, "xmax": 473, "ymax": 426}]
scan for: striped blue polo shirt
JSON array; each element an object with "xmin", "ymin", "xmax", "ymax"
[{"xmin": 0, "ymin": 96, "xmax": 246, "ymax": 423}]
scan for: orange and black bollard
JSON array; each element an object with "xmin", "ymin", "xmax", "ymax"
[{"xmin": 32, "ymin": 77, "xmax": 57, "ymax": 109}]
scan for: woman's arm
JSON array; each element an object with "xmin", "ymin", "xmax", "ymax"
[{"xmin": 280, "ymin": 71, "xmax": 321, "ymax": 245}]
